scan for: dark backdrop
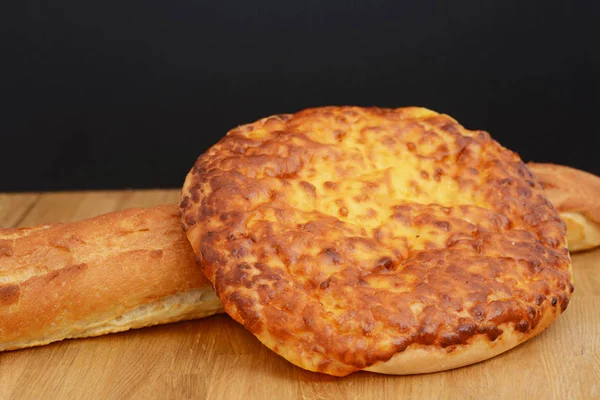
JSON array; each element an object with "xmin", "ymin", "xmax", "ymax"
[{"xmin": 1, "ymin": 1, "xmax": 598, "ymax": 192}]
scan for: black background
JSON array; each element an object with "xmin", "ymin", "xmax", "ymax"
[{"xmin": 1, "ymin": 1, "xmax": 598, "ymax": 192}]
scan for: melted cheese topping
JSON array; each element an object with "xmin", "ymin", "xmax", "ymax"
[{"xmin": 181, "ymin": 106, "xmax": 573, "ymax": 376}]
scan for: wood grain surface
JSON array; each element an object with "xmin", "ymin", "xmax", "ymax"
[{"xmin": 0, "ymin": 190, "xmax": 598, "ymax": 400}]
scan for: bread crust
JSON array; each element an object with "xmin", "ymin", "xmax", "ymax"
[
  {"xmin": 0, "ymin": 205, "xmax": 223, "ymax": 351},
  {"xmin": 528, "ymin": 162, "xmax": 600, "ymax": 252},
  {"xmin": 181, "ymin": 106, "xmax": 573, "ymax": 376},
  {"xmin": 365, "ymin": 295, "xmax": 559, "ymax": 374}
]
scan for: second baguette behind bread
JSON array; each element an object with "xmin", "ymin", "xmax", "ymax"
[
  {"xmin": 528, "ymin": 162, "xmax": 600, "ymax": 252},
  {"xmin": 0, "ymin": 204, "xmax": 223, "ymax": 351}
]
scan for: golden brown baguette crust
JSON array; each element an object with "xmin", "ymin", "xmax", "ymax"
[
  {"xmin": 528, "ymin": 163, "xmax": 600, "ymax": 252},
  {"xmin": 0, "ymin": 205, "xmax": 223, "ymax": 351}
]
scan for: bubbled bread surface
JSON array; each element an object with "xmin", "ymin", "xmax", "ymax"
[{"xmin": 181, "ymin": 106, "xmax": 573, "ymax": 376}]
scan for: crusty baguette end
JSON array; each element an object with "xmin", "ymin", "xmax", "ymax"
[{"xmin": 0, "ymin": 204, "xmax": 223, "ymax": 351}]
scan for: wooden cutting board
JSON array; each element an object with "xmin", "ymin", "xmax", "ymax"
[{"xmin": 0, "ymin": 190, "xmax": 598, "ymax": 399}]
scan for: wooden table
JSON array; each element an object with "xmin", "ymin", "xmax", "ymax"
[{"xmin": 0, "ymin": 190, "xmax": 598, "ymax": 399}]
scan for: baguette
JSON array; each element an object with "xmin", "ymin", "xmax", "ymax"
[
  {"xmin": 528, "ymin": 162, "xmax": 600, "ymax": 252},
  {"xmin": 0, "ymin": 204, "xmax": 223, "ymax": 351}
]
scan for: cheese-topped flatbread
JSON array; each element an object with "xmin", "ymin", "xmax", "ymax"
[{"xmin": 181, "ymin": 106, "xmax": 573, "ymax": 376}]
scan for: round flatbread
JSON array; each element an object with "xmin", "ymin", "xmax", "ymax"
[{"xmin": 181, "ymin": 106, "xmax": 573, "ymax": 376}]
